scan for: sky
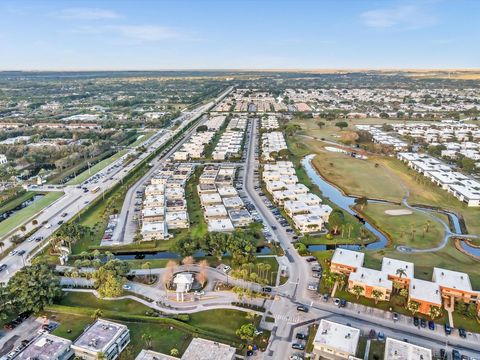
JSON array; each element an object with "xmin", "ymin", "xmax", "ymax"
[{"xmin": 0, "ymin": 0, "xmax": 479, "ymax": 70}]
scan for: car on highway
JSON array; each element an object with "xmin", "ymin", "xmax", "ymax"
[
  {"xmin": 35, "ymin": 236, "xmax": 43, "ymax": 242},
  {"xmin": 17, "ymin": 250, "xmax": 26, "ymax": 256},
  {"xmin": 44, "ymin": 223, "xmax": 52, "ymax": 229},
  {"xmin": 0, "ymin": 264, "xmax": 7, "ymax": 272},
  {"xmin": 295, "ymin": 333, "xmax": 307, "ymax": 340},
  {"xmin": 291, "ymin": 343, "xmax": 305, "ymax": 351},
  {"xmin": 296, "ymin": 305, "xmax": 309, "ymax": 313},
  {"xmin": 57, "ymin": 220, "xmax": 64, "ymax": 225},
  {"xmin": 9, "ymin": 250, "xmax": 18, "ymax": 256}
]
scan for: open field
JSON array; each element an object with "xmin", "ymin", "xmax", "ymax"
[
  {"xmin": 0, "ymin": 191, "xmax": 63, "ymax": 238},
  {"xmin": 48, "ymin": 292, "xmax": 268, "ymax": 357},
  {"xmin": 67, "ymin": 149, "xmax": 129, "ymax": 185},
  {"xmin": 311, "ymin": 149, "xmax": 405, "ymax": 202},
  {"xmin": 361, "ymin": 203, "xmax": 446, "ymax": 249}
]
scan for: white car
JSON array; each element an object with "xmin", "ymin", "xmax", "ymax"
[
  {"xmin": 44, "ymin": 223, "xmax": 52, "ymax": 229},
  {"xmin": 194, "ymin": 290, "xmax": 205, "ymax": 296},
  {"xmin": 122, "ymin": 284, "xmax": 132, "ymax": 290},
  {"xmin": 9, "ymin": 250, "xmax": 18, "ymax": 256}
]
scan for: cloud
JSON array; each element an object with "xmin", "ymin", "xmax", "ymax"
[
  {"xmin": 109, "ymin": 25, "xmax": 179, "ymax": 41},
  {"xmin": 72, "ymin": 24, "xmax": 181, "ymax": 42},
  {"xmin": 360, "ymin": 4, "xmax": 437, "ymax": 29},
  {"xmin": 54, "ymin": 7, "xmax": 122, "ymax": 20}
]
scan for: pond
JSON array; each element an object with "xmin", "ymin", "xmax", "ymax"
[
  {"xmin": 301, "ymin": 154, "xmax": 388, "ymax": 250},
  {"xmin": 114, "ymin": 245, "xmax": 272, "ymax": 261},
  {"xmin": 460, "ymin": 240, "xmax": 480, "ymax": 258}
]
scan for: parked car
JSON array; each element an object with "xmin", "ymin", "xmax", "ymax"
[
  {"xmin": 444, "ymin": 323, "xmax": 452, "ymax": 335},
  {"xmin": 420, "ymin": 318, "xmax": 427, "ymax": 328},
  {"xmin": 413, "ymin": 316, "xmax": 420, "ymax": 327},
  {"xmin": 439, "ymin": 349, "xmax": 446, "ymax": 360},
  {"xmin": 322, "ymin": 293, "xmax": 329, "ymax": 302},
  {"xmin": 122, "ymin": 284, "xmax": 132, "ymax": 290},
  {"xmin": 392, "ymin": 313, "xmax": 399, "ymax": 321},
  {"xmin": 339, "ymin": 299, "xmax": 347, "ymax": 307},
  {"xmin": 458, "ymin": 328, "xmax": 467, "ymax": 338},
  {"xmin": 306, "ymin": 257, "xmax": 317, "ymax": 262},
  {"xmin": 296, "ymin": 305, "xmax": 309, "ymax": 313},
  {"xmin": 452, "ymin": 350, "xmax": 461, "ymax": 360},
  {"xmin": 377, "ymin": 332, "xmax": 385, "ymax": 342},
  {"xmin": 428, "ymin": 320, "xmax": 435, "ymax": 330},
  {"xmin": 262, "ymin": 287, "xmax": 272, "ymax": 293},
  {"xmin": 291, "ymin": 343, "xmax": 305, "ymax": 350},
  {"xmin": 333, "ymin": 298, "xmax": 341, "ymax": 306},
  {"xmin": 296, "ymin": 333, "xmax": 307, "ymax": 340}
]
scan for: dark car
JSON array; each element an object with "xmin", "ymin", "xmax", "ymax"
[
  {"xmin": 17, "ymin": 250, "xmax": 26, "ymax": 256},
  {"xmin": 0, "ymin": 264, "xmax": 7, "ymax": 272},
  {"xmin": 413, "ymin": 316, "xmax": 420, "ymax": 327},
  {"xmin": 262, "ymin": 287, "xmax": 272, "ymax": 293},
  {"xmin": 292, "ymin": 343, "xmax": 305, "ymax": 350},
  {"xmin": 458, "ymin": 328, "xmax": 467, "ymax": 338},
  {"xmin": 444, "ymin": 323, "xmax": 452, "ymax": 335},
  {"xmin": 440, "ymin": 349, "xmax": 446, "ymax": 360},
  {"xmin": 339, "ymin": 299, "xmax": 347, "ymax": 307},
  {"xmin": 296, "ymin": 333, "xmax": 307, "ymax": 340},
  {"xmin": 377, "ymin": 332, "xmax": 385, "ymax": 342},
  {"xmin": 452, "ymin": 350, "xmax": 461, "ymax": 360},
  {"xmin": 428, "ymin": 320, "xmax": 435, "ymax": 330},
  {"xmin": 57, "ymin": 220, "xmax": 64, "ymax": 225},
  {"xmin": 296, "ymin": 305, "xmax": 309, "ymax": 313},
  {"xmin": 420, "ymin": 318, "xmax": 427, "ymax": 328},
  {"xmin": 306, "ymin": 257, "xmax": 317, "ymax": 262}
]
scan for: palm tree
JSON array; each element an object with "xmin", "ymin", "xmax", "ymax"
[
  {"xmin": 396, "ymin": 268, "xmax": 407, "ymax": 279},
  {"xmin": 142, "ymin": 333, "xmax": 152, "ymax": 349},
  {"xmin": 142, "ymin": 262, "xmax": 152, "ymax": 283},
  {"xmin": 371, "ymin": 289, "xmax": 383, "ymax": 304},
  {"xmin": 408, "ymin": 300, "xmax": 420, "ymax": 315},
  {"xmin": 429, "ymin": 305, "xmax": 442, "ymax": 320},
  {"xmin": 351, "ymin": 285, "xmax": 364, "ymax": 299},
  {"xmin": 92, "ymin": 309, "xmax": 103, "ymax": 320}
]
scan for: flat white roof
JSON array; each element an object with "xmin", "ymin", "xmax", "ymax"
[
  {"xmin": 314, "ymin": 320, "xmax": 360, "ymax": 355},
  {"xmin": 409, "ymin": 278, "xmax": 442, "ymax": 306},
  {"xmin": 381, "ymin": 258, "xmax": 414, "ymax": 279},
  {"xmin": 432, "ymin": 267, "xmax": 473, "ymax": 292},
  {"xmin": 207, "ymin": 218, "xmax": 234, "ymax": 232},
  {"xmin": 73, "ymin": 319, "xmax": 128, "ymax": 353},
  {"xmin": 384, "ymin": 337, "xmax": 432, "ymax": 360},
  {"xmin": 331, "ymin": 248, "xmax": 364, "ymax": 269},
  {"xmin": 349, "ymin": 266, "xmax": 392, "ymax": 289}
]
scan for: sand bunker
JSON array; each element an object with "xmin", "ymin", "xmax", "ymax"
[{"xmin": 385, "ymin": 209, "xmax": 413, "ymax": 216}]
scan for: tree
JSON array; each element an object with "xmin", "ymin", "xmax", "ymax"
[
  {"xmin": 429, "ymin": 305, "xmax": 442, "ymax": 320},
  {"xmin": 399, "ymin": 288, "xmax": 409, "ymax": 299},
  {"xmin": 182, "ymin": 256, "xmax": 195, "ymax": 272},
  {"xmin": 371, "ymin": 289, "xmax": 383, "ymax": 304},
  {"xmin": 7, "ymin": 264, "xmax": 61, "ymax": 313},
  {"xmin": 236, "ymin": 323, "xmax": 256, "ymax": 343},
  {"xmin": 93, "ymin": 309, "xmax": 103, "ymax": 320},
  {"xmin": 19, "ymin": 225, "xmax": 26, "ymax": 232},
  {"xmin": 197, "ymin": 259, "xmax": 209, "ymax": 286},
  {"xmin": 354, "ymin": 196, "xmax": 368, "ymax": 210},
  {"xmin": 163, "ymin": 260, "xmax": 177, "ymax": 288},
  {"xmin": 335, "ymin": 121, "xmax": 348, "ymax": 130},
  {"xmin": 170, "ymin": 348, "xmax": 179, "ymax": 357},
  {"xmin": 328, "ymin": 209, "xmax": 345, "ymax": 234},
  {"xmin": 92, "ymin": 260, "xmax": 130, "ymax": 298},
  {"xmin": 32, "ymin": 219, "xmax": 38, "ymax": 226},
  {"xmin": 141, "ymin": 262, "xmax": 152, "ymax": 283},
  {"xmin": 317, "ymin": 121, "xmax": 326, "ymax": 129},
  {"xmin": 408, "ymin": 300, "xmax": 420, "ymax": 315},
  {"xmin": 351, "ymin": 285, "xmax": 364, "ymax": 299}
]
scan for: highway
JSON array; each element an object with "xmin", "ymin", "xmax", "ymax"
[{"xmin": 0, "ymin": 87, "xmax": 233, "ymax": 284}]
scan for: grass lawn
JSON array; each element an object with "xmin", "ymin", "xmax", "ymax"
[
  {"xmin": 311, "ymin": 149, "xmax": 405, "ymax": 202},
  {"xmin": 129, "ymin": 131, "xmax": 156, "ymax": 148},
  {"xmin": 361, "ymin": 203, "xmax": 446, "ymax": 249},
  {"xmin": 57, "ymin": 292, "xmax": 151, "ymax": 315},
  {"xmin": 67, "ymin": 149, "xmax": 129, "ymax": 185},
  {"xmin": 49, "ymin": 311, "xmax": 192, "ymax": 358},
  {"xmin": 0, "ymin": 191, "xmax": 38, "ymax": 214},
  {"xmin": 368, "ymin": 340, "xmax": 386, "ymax": 360},
  {"xmin": 0, "ymin": 191, "xmax": 63, "ymax": 238}
]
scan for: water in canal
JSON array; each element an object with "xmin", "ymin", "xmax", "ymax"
[{"xmin": 0, "ymin": 194, "xmax": 45, "ymax": 223}]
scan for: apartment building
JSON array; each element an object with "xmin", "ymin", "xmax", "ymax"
[
  {"xmin": 13, "ymin": 334, "xmax": 73, "ymax": 360},
  {"xmin": 384, "ymin": 337, "xmax": 432, "ymax": 360},
  {"xmin": 312, "ymin": 320, "xmax": 361, "ymax": 360},
  {"xmin": 71, "ymin": 319, "xmax": 130, "ymax": 360}
]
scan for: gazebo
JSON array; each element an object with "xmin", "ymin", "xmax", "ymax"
[{"xmin": 173, "ymin": 273, "xmax": 194, "ymax": 302}]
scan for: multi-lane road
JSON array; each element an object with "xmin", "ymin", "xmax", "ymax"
[{"xmin": 0, "ymin": 87, "xmax": 233, "ymax": 283}]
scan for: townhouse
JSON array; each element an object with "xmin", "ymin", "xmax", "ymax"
[{"xmin": 312, "ymin": 320, "xmax": 361, "ymax": 360}]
